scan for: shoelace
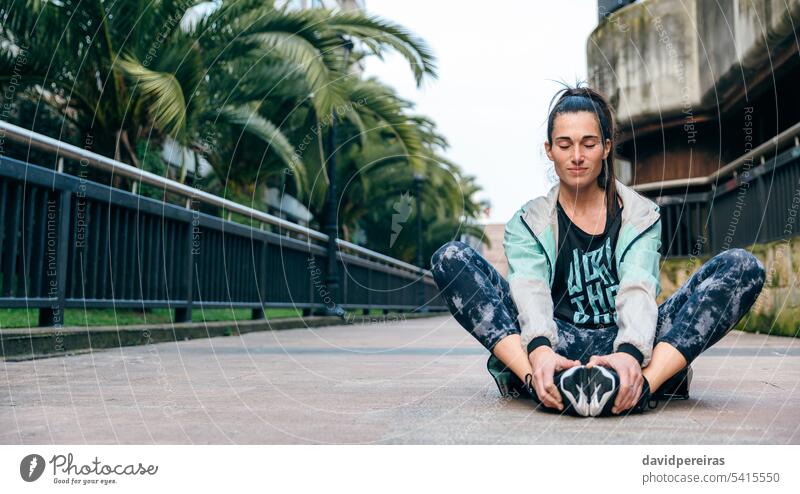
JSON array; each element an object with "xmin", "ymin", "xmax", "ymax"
[{"xmin": 524, "ymin": 373, "xmax": 535, "ymax": 396}]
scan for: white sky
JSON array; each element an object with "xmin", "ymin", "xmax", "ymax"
[{"xmin": 363, "ymin": 0, "xmax": 599, "ymax": 224}]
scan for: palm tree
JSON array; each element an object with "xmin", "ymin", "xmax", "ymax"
[
  {"xmin": 0, "ymin": 1, "xmax": 435, "ymax": 187},
  {"xmin": 0, "ymin": 0, "xmax": 487, "ymax": 257}
]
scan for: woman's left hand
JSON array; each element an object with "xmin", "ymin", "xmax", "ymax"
[{"xmin": 586, "ymin": 352, "xmax": 643, "ymax": 414}]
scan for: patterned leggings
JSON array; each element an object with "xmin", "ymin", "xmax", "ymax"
[{"xmin": 430, "ymin": 240, "xmax": 766, "ymax": 391}]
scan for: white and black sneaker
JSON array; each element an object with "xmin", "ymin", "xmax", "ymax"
[
  {"xmin": 628, "ymin": 376, "xmax": 660, "ymax": 414},
  {"xmin": 554, "ymin": 365, "xmax": 619, "ymax": 417}
]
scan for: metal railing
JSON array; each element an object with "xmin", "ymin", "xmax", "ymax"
[
  {"xmin": 0, "ymin": 121, "xmax": 447, "ymax": 326},
  {"xmin": 0, "ymin": 120, "xmax": 432, "ymax": 273},
  {"xmin": 645, "ymin": 124, "xmax": 800, "ymax": 258}
]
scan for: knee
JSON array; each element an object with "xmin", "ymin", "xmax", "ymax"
[
  {"xmin": 725, "ymin": 248, "xmax": 766, "ymax": 290},
  {"xmin": 430, "ymin": 240, "xmax": 474, "ymax": 272}
]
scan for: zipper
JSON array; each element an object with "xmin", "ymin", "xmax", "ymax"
[
  {"xmin": 617, "ymin": 215, "xmax": 660, "ymax": 272},
  {"xmin": 519, "ymin": 215, "xmax": 553, "ymax": 285}
]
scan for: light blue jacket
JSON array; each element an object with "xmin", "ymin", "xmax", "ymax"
[{"xmin": 503, "ymin": 179, "xmax": 662, "ymax": 366}]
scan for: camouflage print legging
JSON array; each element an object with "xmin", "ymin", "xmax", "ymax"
[{"xmin": 430, "ymin": 240, "xmax": 766, "ymax": 388}]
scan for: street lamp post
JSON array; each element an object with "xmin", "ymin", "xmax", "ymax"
[
  {"xmin": 413, "ymin": 173, "xmax": 428, "ymax": 313},
  {"xmin": 321, "ymin": 37, "xmax": 353, "ymax": 318},
  {"xmin": 322, "ymin": 117, "xmax": 344, "ymax": 318}
]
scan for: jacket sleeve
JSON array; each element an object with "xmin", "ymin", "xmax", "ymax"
[
  {"xmin": 503, "ymin": 209, "xmax": 559, "ymax": 355},
  {"xmin": 613, "ymin": 217, "xmax": 662, "ymax": 367}
]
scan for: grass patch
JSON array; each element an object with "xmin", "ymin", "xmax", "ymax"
[
  {"xmin": 0, "ymin": 306, "xmax": 416, "ymax": 329},
  {"xmin": 0, "ymin": 306, "xmax": 304, "ymax": 329}
]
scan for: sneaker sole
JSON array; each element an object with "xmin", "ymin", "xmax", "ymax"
[
  {"xmin": 586, "ymin": 366, "xmax": 619, "ymax": 417},
  {"xmin": 556, "ymin": 366, "xmax": 620, "ymax": 417}
]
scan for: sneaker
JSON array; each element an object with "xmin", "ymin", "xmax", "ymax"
[
  {"xmin": 628, "ymin": 376, "xmax": 660, "ymax": 414},
  {"xmin": 554, "ymin": 365, "xmax": 619, "ymax": 417},
  {"xmin": 522, "ymin": 373, "xmax": 537, "ymax": 399},
  {"xmin": 623, "ymin": 366, "xmax": 692, "ymax": 413},
  {"xmin": 486, "ymin": 354, "xmax": 534, "ymax": 400},
  {"xmin": 586, "ymin": 366, "xmax": 619, "ymax": 416},
  {"xmin": 652, "ymin": 365, "xmax": 692, "ymax": 401}
]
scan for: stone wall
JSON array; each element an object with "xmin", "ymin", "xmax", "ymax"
[{"xmin": 658, "ymin": 236, "xmax": 800, "ymax": 337}]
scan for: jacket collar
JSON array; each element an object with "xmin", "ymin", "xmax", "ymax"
[{"xmin": 520, "ymin": 178, "xmax": 660, "ymax": 238}]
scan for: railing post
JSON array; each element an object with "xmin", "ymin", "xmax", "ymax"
[
  {"xmin": 709, "ymin": 184, "xmax": 717, "ymax": 254},
  {"xmin": 755, "ymin": 173, "xmax": 766, "ymax": 244},
  {"xmin": 252, "ymin": 239, "xmax": 267, "ymax": 320},
  {"xmin": 39, "ymin": 191, "xmax": 71, "ymax": 327},
  {"xmin": 413, "ymin": 174, "xmax": 428, "ymax": 313},
  {"xmin": 175, "ymin": 221, "xmax": 193, "ymax": 323}
]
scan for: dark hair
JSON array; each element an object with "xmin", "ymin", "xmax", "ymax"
[{"xmin": 546, "ymin": 83, "xmax": 619, "ymax": 220}]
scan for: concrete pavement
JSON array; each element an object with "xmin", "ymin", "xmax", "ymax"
[{"xmin": 1, "ymin": 315, "xmax": 798, "ymax": 444}]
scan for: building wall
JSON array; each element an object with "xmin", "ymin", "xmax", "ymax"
[
  {"xmin": 625, "ymin": 126, "xmax": 721, "ymax": 185},
  {"xmin": 589, "ymin": 0, "xmax": 799, "ymax": 129},
  {"xmin": 588, "ymin": 0, "xmax": 800, "ymax": 187},
  {"xmin": 481, "ymin": 223, "xmax": 508, "ymax": 279}
]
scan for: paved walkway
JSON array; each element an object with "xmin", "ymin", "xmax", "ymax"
[{"xmin": 1, "ymin": 315, "xmax": 798, "ymax": 444}]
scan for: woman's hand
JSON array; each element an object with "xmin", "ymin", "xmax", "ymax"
[
  {"xmin": 528, "ymin": 346, "xmax": 581, "ymax": 411},
  {"xmin": 586, "ymin": 353, "xmax": 642, "ymax": 414}
]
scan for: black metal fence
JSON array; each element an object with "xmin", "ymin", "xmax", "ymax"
[
  {"xmin": 4, "ymin": 128, "xmax": 797, "ymax": 328},
  {"xmin": 0, "ymin": 156, "xmax": 446, "ymax": 326},
  {"xmin": 655, "ymin": 144, "xmax": 800, "ymax": 258}
]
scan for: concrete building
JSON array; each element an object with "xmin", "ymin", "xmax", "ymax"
[
  {"xmin": 478, "ymin": 223, "xmax": 509, "ymax": 278},
  {"xmin": 588, "ymin": 0, "xmax": 800, "ymax": 194}
]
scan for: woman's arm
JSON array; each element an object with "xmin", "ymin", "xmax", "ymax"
[
  {"xmin": 503, "ymin": 208, "xmax": 559, "ymax": 354},
  {"xmin": 613, "ymin": 218, "xmax": 663, "ymax": 367}
]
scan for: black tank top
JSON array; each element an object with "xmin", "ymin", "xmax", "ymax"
[{"xmin": 551, "ymin": 195, "xmax": 623, "ymax": 328}]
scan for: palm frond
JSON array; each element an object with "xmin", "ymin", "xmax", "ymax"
[
  {"xmin": 216, "ymin": 104, "xmax": 306, "ymax": 195},
  {"xmin": 348, "ymin": 78, "xmax": 426, "ymax": 170},
  {"xmin": 209, "ymin": 58, "xmax": 309, "ymax": 105},
  {"xmin": 324, "ymin": 12, "xmax": 437, "ymax": 84},
  {"xmin": 244, "ymin": 31, "xmax": 345, "ymax": 116},
  {"xmin": 117, "ymin": 53, "xmax": 188, "ymax": 136}
]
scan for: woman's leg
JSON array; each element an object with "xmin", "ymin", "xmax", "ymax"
[
  {"xmin": 430, "ymin": 240, "xmax": 532, "ymax": 384},
  {"xmin": 491, "ymin": 335, "xmax": 533, "ymax": 385},
  {"xmin": 645, "ymin": 247, "xmax": 766, "ymax": 392},
  {"xmin": 642, "ymin": 343, "xmax": 688, "ymax": 394}
]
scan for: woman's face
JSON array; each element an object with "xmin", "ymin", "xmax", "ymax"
[{"xmin": 544, "ymin": 111, "xmax": 611, "ymax": 190}]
